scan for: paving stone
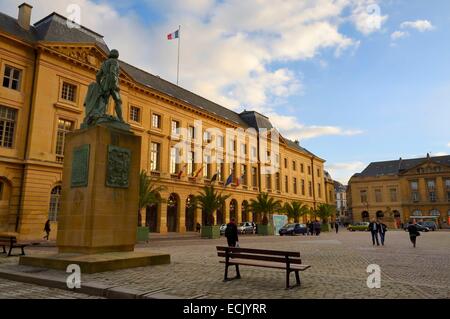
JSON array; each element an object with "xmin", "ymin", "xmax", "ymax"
[{"xmin": 0, "ymin": 230, "xmax": 449, "ymax": 299}]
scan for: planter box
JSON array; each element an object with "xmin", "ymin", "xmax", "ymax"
[
  {"xmin": 201, "ymin": 225, "xmax": 220, "ymax": 239},
  {"xmin": 136, "ymin": 227, "xmax": 149, "ymax": 242},
  {"xmin": 321, "ymin": 223, "xmax": 331, "ymax": 232},
  {"xmin": 257, "ymin": 224, "xmax": 274, "ymax": 236}
]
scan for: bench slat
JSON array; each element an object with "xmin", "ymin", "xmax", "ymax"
[
  {"xmin": 220, "ymin": 260, "xmax": 311, "ymax": 271},
  {"xmin": 217, "ymin": 252, "xmax": 302, "ymax": 264},
  {"xmin": 216, "ymin": 246, "xmax": 300, "ymax": 257}
]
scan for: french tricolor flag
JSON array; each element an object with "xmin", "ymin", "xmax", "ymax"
[{"xmin": 167, "ymin": 30, "xmax": 179, "ymax": 40}]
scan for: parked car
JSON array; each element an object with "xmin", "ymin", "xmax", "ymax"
[
  {"xmin": 238, "ymin": 222, "xmax": 255, "ymax": 234},
  {"xmin": 418, "ymin": 221, "xmax": 437, "ymax": 231},
  {"xmin": 404, "ymin": 223, "xmax": 430, "ymax": 232},
  {"xmin": 220, "ymin": 224, "xmax": 227, "ymax": 235},
  {"xmin": 279, "ymin": 223, "xmax": 307, "ymax": 236},
  {"xmin": 348, "ymin": 222, "xmax": 370, "ymax": 232}
]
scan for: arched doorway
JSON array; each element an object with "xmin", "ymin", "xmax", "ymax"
[
  {"xmin": 48, "ymin": 186, "xmax": 62, "ymax": 222},
  {"xmin": 376, "ymin": 211, "xmax": 384, "ymax": 219},
  {"xmin": 146, "ymin": 192, "xmax": 160, "ymax": 233},
  {"xmin": 167, "ymin": 193, "xmax": 179, "ymax": 232},
  {"xmin": 185, "ymin": 195, "xmax": 196, "ymax": 232},
  {"xmin": 362, "ymin": 211, "xmax": 369, "ymax": 222},
  {"xmin": 230, "ymin": 200, "xmax": 238, "ymax": 221},
  {"xmin": 242, "ymin": 201, "xmax": 249, "ymax": 222}
]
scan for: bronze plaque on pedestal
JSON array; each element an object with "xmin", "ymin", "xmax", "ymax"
[
  {"xmin": 71, "ymin": 144, "xmax": 90, "ymax": 188},
  {"xmin": 106, "ymin": 145, "xmax": 131, "ymax": 188}
]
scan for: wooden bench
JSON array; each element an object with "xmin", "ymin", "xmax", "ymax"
[
  {"xmin": 0, "ymin": 234, "xmax": 28, "ymax": 257},
  {"xmin": 217, "ymin": 246, "xmax": 311, "ymax": 289}
]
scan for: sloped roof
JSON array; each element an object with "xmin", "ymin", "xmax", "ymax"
[
  {"xmin": 119, "ymin": 61, "xmax": 249, "ymax": 127},
  {"xmin": 1, "ymin": 9, "xmax": 323, "ymax": 160},
  {"xmin": 239, "ymin": 111, "xmax": 273, "ymax": 130},
  {"xmin": 0, "ymin": 11, "xmax": 37, "ymax": 43},
  {"xmin": 34, "ymin": 13, "xmax": 109, "ymax": 53},
  {"xmin": 355, "ymin": 155, "xmax": 450, "ymax": 178}
]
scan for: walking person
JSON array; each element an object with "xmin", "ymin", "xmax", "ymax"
[
  {"xmin": 308, "ymin": 221, "xmax": 314, "ymax": 236},
  {"xmin": 335, "ymin": 221, "xmax": 339, "ymax": 234},
  {"xmin": 407, "ymin": 220, "xmax": 420, "ymax": 248},
  {"xmin": 314, "ymin": 220, "xmax": 321, "ymax": 236},
  {"xmin": 378, "ymin": 221, "xmax": 387, "ymax": 246},
  {"xmin": 368, "ymin": 219, "xmax": 380, "ymax": 246},
  {"xmin": 43, "ymin": 220, "xmax": 51, "ymax": 240},
  {"xmin": 225, "ymin": 218, "xmax": 239, "ymax": 248}
]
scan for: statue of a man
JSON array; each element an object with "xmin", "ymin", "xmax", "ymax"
[
  {"xmin": 82, "ymin": 49, "xmax": 125, "ymax": 128},
  {"xmin": 96, "ymin": 49, "xmax": 123, "ymax": 121}
]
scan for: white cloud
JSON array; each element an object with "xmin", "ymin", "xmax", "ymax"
[
  {"xmin": 391, "ymin": 30, "xmax": 408, "ymax": 40},
  {"xmin": 447, "ymin": 143, "xmax": 450, "ymax": 148},
  {"xmin": 350, "ymin": 1, "xmax": 388, "ymax": 35},
  {"xmin": 326, "ymin": 161, "xmax": 367, "ymax": 184},
  {"xmin": 401, "ymin": 20, "xmax": 434, "ymax": 32},
  {"xmin": 0, "ymin": 0, "xmax": 370, "ymax": 139},
  {"xmin": 268, "ymin": 113, "xmax": 363, "ymax": 141}
]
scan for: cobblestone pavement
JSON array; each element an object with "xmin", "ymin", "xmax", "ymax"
[
  {"xmin": 0, "ymin": 278, "xmax": 104, "ymax": 299},
  {"xmin": 0, "ymin": 230, "xmax": 449, "ymax": 299}
]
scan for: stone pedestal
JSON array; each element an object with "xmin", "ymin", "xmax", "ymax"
[
  {"xmin": 20, "ymin": 123, "xmax": 171, "ymax": 272},
  {"xmin": 56, "ymin": 124, "xmax": 140, "ymax": 254}
]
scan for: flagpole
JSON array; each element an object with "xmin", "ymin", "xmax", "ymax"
[{"xmin": 177, "ymin": 25, "xmax": 181, "ymax": 86}]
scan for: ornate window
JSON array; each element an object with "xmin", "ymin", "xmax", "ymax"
[
  {"xmin": 360, "ymin": 190, "xmax": 368, "ymax": 203},
  {"xmin": 293, "ymin": 177, "xmax": 297, "ymax": 194},
  {"xmin": 171, "ymin": 120, "xmax": 180, "ymax": 137},
  {"xmin": 152, "ymin": 114, "xmax": 161, "ymax": 129},
  {"xmin": 284, "ymin": 176, "xmax": 289, "ymax": 193},
  {"xmin": 56, "ymin": 119, "xmax": 74, "ymax": 163},
  {"xmin": 241, "ymin": 165, "xmax": 248, "ymax": 186},
  {"xmin": 170, "ymin": 147, "xmax": 178, "ymax": 174},
  {"xmin": 48, "ymin": 186, "xmax": 62, "ymax": 222},
  {"xmin": 3, "ymin": 65, "xmax": 21, "ymax": 91},
  {"xmin": 390, "ymin": 188, "xmax": 398, "ymax": 202},
  {"xmin": 61, "ymin": 82, "xmax": 77, "ymax": 102},
  {"xmin": 150, "ymin": 142, "xmax": 160, "ymax": 172},
  {"xmin": 430, "ymin": 209, "xmax": 440, "ymax": 217},
  {"xmin": 129, "ymin": 106, "xmax": 141, "ymax": 123},
  {"xmin": 0, "ymin": 106, "xmax": 17, "ymax": 148},
  {"xmin": 375, "ymin": 189, "xmax": 382, "ymax": 203},
  {"xmin": 252, "ymin": 167, "xmax": 257, "ymax": 187},
  {"xmin": 412, "ymin": 210, "xmax": 422, "ymax": 216}
]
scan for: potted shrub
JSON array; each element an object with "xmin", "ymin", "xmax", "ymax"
[
  {"xmin": 315, "ymin": 204, "xmax": 335, "ymax": 232},
  {"xmin": 137, "ymin": 170, "xmax": 166, "ymax": 242},
  {"xmin": 250, "ymin": 193, "xmax": 281, "ymax": 236},
  {"xmin": 196, "ymin": 185, "xmax": 230, "ymax": 239}
]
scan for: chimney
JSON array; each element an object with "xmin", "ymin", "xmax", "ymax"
[{"xmin": 18, "ymin": 3, "xmax": 33, "ymax": 30}]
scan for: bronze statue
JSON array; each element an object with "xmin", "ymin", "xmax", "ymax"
[{"xmin": 82, "ymin": 49, "xmax": 128, "ymax": 130}]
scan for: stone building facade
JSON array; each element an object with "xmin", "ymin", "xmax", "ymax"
[
  {"xmin": 0, "ymin": 4, "xmax": 331, "ymax": 240},
  {"xmin": 348, "ymin": 154, "xmax": 450, "ymax": 228}
]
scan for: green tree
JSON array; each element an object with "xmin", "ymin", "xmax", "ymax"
[
  {"xmin": 315, "ymin": 203, "xmax": 335, "ymax": 224},
  {"xmin": 284, "ymin": 201, "xmax": 310, "ymax": 223},
  {"xmin": 195, "ymin": 185, "xmax": 230, "ymax": 226},
  {"xmin": 250, "ymin": 192, "xmax": 282, "ymax": 225},
  {"xmin": 138, "ymin": 170, "xmax": 166, "ymax": 227}
]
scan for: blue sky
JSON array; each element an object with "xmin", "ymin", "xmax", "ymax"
[{"xmin": 2, "ymin": 0, "xmax": 449, "ymax": 183}]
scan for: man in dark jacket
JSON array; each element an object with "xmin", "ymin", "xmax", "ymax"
[
  {"xmin": 225, "ymin": 218, "xmax": 239, "ymax": 247},
  {"xmin": 378, "ymin": 221, "xmax": 387, "ymax": 246},
  {"xmin": 368, "ymin": 219, "xmax": 380, "ymax": 246},
  {"xmin": 407, "ymin": 220, "xmax": 420, "ymax": 248}
]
